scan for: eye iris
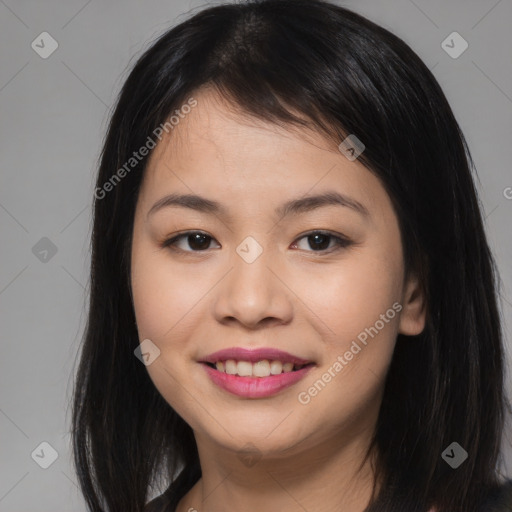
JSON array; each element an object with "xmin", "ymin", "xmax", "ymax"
[
  {"xmin": 309, "ymin": 233, "xmax": 330, "ymax": 251},
  {"xmin": 189, "ymin": 233, "xmax": 210, "ymax": 250}
]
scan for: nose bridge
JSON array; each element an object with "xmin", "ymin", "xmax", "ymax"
[{"xmin": 212, "ymin": 234, "xmax": 293, "ymax": 328}]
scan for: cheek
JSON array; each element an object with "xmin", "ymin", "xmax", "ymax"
[
  {"xmin": 131, "ymin": 234, "xmax": 216, "ymax": 342},
  {"xmin": 291, "ymin": 236, "xmax": 403, "ymax": 406},
  {"xmin": 292, "ymin": 241, "xmax": 403, "ymax": 429},
  {"xmin": 292, "ymin": 249, "xmax": 403, "ymax": 343},
  {"xmin": 130, "ymin": 241, "xmax": 206, "ymax": 422},
  {"xmin": 131, "ymin": 254, "xmax": 178, "ymax": 339}
]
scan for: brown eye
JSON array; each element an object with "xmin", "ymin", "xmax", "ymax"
[
  {"xmin": 162, "ymin": 231, "xmax": 221, "ymax": 252},
  {"xmin": 162, "ymin": 230, "xmax": 351, "ymax": 254},
  {"xmin": 291, "ymin": 231, "xmax": 352, "ymax": 253}
]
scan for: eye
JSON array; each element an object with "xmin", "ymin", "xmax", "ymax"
[
  {"xmin": 291, "ymin": 231, "xmax": 352, "ymax": 253},
  {"xmin": 161, "ymin": 231, "xmax": 220, "ymax": 252},
  {"xmin": 161, "ymin": 230, "xmax": 352, "ymax": 254}
]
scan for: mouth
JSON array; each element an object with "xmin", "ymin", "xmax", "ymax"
[{"xmin": 198, "ymin": 347, "xmax": 316, "ymax": 398}]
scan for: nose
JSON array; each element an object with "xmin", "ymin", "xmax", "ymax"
[{"xmin": 212, "ymin": 246, "xmax": 294, "ymax": 330}]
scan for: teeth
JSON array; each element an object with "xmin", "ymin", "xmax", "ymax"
[
  {"xmin": 283, "ymin": 362, "xmax": 294, "ymax": 372},
  {"xmin": 225, "ymin": 360, "xmax": 237, "ymax": 375},
  {"xmin": 214, "ymin": 359, "xmax": 302, "ymax": 377},
  {"xmin": 270, "ymin": 360, "xmax": 283, "ymax": 375},
  {"xmin": 253, "ymin": 360, "xmax": 270, "ymax": 377},
  {"xmin": 237, "ymin": 361, "xmax": 252, "ymax": 377}
]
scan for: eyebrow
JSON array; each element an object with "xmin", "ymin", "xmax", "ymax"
[{"xmin": 147, "ymin": 191, "xmax": 370, "ymax": 220}]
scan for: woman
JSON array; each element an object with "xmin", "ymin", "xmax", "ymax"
[{"xmin": 71, "ymin": 1, "xmax": 512, "ymax": 511}]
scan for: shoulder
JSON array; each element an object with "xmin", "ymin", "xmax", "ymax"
[
  {"xmin": 145, "ymin": 465, "xmax": 201, "ymax": 512},
  {"xmin": 478, "ymin": 479, "xmax": 512, "ymax": 511},
  {"xmin": 144, "ymin": 493, "xmax": 176, "ymax": 512}
]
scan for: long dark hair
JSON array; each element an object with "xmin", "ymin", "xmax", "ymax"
[{"xmin": 70, "ymin": 1, "xmax": 509, "ymax": 510}]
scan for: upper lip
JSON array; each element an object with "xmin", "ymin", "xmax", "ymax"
[{"xmin": 200, "ymin": 347, "xmax": 313, "ymax": 365}]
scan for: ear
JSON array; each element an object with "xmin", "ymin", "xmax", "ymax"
[{"xmin": 398, "ymin": 273, "xmax": 427, "ymax": 336}]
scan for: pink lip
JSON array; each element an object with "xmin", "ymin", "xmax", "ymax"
[
  {"xmin": 200, "ymin": 347, "xmax": 312, "ymax": 365},
  {"xmin": 201, "ymin": 363, "xmax": 314, "ymax": 398}
]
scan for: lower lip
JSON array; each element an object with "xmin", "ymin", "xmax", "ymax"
[{"xmin": 201, "ymin": 363, "xmax": 314, "ymax": 398}]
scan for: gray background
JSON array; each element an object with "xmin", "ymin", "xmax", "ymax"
[{"xmin": 1, "ymin": 0, "xmax": 511, "ymax": 510}]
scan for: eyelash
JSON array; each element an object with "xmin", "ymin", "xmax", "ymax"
[{"xmin": 161, "ymin": 230, "xmax": 353, "ymax": 255}]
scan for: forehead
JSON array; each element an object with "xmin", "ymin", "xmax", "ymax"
[{"xmin": 139, "ymin": 89, "xmax": 388, "ymax": 219}]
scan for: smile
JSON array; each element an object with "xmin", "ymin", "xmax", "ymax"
[{"xmin": 199, "ymin": 347, "xmax": 315, "ymax": 398}]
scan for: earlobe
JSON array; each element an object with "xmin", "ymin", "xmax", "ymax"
[{"xmin": 398, "ymin": 274, "xmax": 427, "ymax": 336}]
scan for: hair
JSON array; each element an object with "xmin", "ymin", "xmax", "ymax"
[{"xmin": 70, "ymin": 1, "xmax": 510, "ymax": 511}]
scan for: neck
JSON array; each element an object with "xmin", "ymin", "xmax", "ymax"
[{"xmin": 177, "ymin": 431, "xmax": 380, "ymax": 512}]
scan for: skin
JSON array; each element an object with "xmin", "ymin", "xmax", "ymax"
[{"xmin": 130, "ymin": 88, "xmax": 426, "ymax": 512}]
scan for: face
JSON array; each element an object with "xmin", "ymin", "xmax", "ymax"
[{"xmin": 130, "ymin": 88, "xmax": 425, "ymax": 464}]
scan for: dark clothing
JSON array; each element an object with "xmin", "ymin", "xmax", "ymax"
[{"xmin": 144, "ymin": 479, "xmax": 512, "ymax": 512}]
